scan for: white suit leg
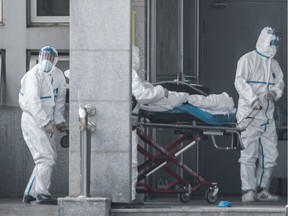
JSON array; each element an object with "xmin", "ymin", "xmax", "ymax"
[
  {"xmin": 34, "ymin": 159, "xmax": 55, "ymax": 195},
  {"xmin": 23, "ymin": 167, "xmax": 37, "ymax": 198},
  {"xmin": 240, "ymin": 163, "xmax": 257, "ymax": 192},
  {"xmin": 131, "ymin": 130, "xmax": 138, "ymax": 200},
  {"xmin": 239, "ymin": 120, "xmax": 261, "ymax": 192},
  {"xmin": 257, "ymin": 123, "xmax": 278, "ymax": 189},
  {"xmin": 22, "ymin": 116, "xmax": 57, "ymax": 197},
  {"xmin": 257, "ymin": 166, "xmax": 274, "ymax": 190}
]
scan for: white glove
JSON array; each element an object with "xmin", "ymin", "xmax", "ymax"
[
  {"xmin": 252, "ymin": 98, "xmax": 263, "ymax": 110},
  {"xmin": 56, "ymin": 122, "xmax": 66, "ymax": 132},
  {"xmin": 43, "ymin": 123, "xmax": 54, "ymax": 134},
  {"xmin": 164, "ymin": 88, "xmax": 169, "ymax": 97},
  {"xmin": 266, "ymin": 90, "xmax": 276, "ymax": 101}
]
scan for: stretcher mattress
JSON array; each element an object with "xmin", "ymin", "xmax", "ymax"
[{"xmin": 139, "ymin": 103, "xmax": 236, "ymax": 126}]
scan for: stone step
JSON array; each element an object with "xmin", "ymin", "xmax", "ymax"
[
  {"xmin": 110, "ymin": 196, "xmax": 287, "ymax": 216},
  {"xmin": 111, "ymin": 206, "xmax": 285, "ymax": 216}
]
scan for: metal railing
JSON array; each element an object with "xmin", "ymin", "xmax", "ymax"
[{"xmin": 78, "ymin": 104, "xmax": 96, "ymax": 197}]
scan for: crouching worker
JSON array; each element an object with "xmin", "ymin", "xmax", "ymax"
[
  {"xmin": 131, "ymin": 45, "xmax": 169, "ymax": 200},
  {"xmin": 19, "ymin": 46, "xmax": 67, "ymax": 205}
]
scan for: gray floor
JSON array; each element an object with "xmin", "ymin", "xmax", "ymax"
[
  {"xmin": 0, "ymin": 199, "xmax": 58, "ymax": 216},
  {"xmin": 0, "ymin": 195, "xmax": 286, "ymax": 216}
]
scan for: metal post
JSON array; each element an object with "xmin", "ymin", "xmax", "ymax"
[{"xmin": 79, "ymin": 107, "xmax": 90, "ymax": 197}]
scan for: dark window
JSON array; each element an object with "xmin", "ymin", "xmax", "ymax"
[{"xmin": 37, "ymin": 0, "xmax": 69, "ymax": 16}]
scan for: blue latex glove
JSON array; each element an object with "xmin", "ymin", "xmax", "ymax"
[{"xmin": 218, "ymin": 200, "xmax": 233, "ymax": 207}]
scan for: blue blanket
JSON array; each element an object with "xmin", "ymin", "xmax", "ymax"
[{"xmin": 166, "ymin": 104, "xmax": 236, "ymax": 125}]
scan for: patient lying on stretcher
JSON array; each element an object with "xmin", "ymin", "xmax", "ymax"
[
  {"xmin": 132, "ymin": 46, "xmax": 235, "ymax": 116},
  {"xmin": 133, "ymin": 68, "xmax": 235, "ymax": 116}
]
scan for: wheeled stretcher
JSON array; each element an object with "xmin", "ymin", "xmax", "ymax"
[{"xmin": 135, "ymin": 81, "xmax": 246, "ymax": 203}]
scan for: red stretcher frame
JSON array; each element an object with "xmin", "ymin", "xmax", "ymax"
[{"xmin": 135, "ymin": 120, "xmax": 244, "ymax": 203}]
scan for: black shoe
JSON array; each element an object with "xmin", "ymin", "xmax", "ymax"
[
  {"xmin": 36, "ymin": 194, "xmax": 57, "ymax": 205},
  {"xmin": 23, "ymin": 194, "xmax": 36, "ymax": 203}
]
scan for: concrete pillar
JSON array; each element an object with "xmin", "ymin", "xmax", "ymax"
[{"xmin": 59, "ymin": 2, "xmax": 132, "ymax": 214}]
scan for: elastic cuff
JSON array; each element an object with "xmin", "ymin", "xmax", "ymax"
[{"xmin": 242, "ymin": 189, "xmax": 256, "ymax": 195}]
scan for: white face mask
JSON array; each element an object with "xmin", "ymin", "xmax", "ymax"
[{"xmin": 40, "ymin": 60, "xmax": 53, "ymax": 73}]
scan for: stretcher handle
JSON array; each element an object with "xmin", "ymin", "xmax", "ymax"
[{"xmin": 236, "ymin": 108, "xmax": 261, "ymax": 130}]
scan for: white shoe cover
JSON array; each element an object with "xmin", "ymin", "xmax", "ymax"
[
  {"xmin": 257, "ymin": 189, "xmax": 280, "ymax": 201},
  {"xmin": 242, "ymin": 190, "xmax": 256, "ymax": 203}
]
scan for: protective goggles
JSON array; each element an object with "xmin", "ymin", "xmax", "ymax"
[
  {"xmin": 266, "ymin": 28, "xmax": 281, "ymax": 47},
  {"xmin": 267, "ymin": 28, "xmax": 282, "ymax": 38}
]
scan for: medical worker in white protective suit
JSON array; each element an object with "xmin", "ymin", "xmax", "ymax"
[
  {"xmin": 131, "ymin": 45, "xmax": 169, "ymax": 200},
  {"xmin": 19, "ymin": 46, "xmax": 67, "ymax": 205},
  {"xmin": 234, "ymin": 26, "xmax": 284, "ymax": 202}
]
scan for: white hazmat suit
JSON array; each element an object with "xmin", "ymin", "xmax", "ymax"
[
  {"xmin": 19, "ymin": 46, "xmax": 66, "ymax": 204},
  {"xmin": 234, "ymin": 27, "xmax": 284, "ymax": 202}
]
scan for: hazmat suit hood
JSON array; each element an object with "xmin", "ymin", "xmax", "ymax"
[{"xmin": 256, "ymin": 26, "xmax": 281, "ymax": 58}]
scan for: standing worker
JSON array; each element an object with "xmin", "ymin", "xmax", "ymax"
[
  {"xmin": 234, "ymin": 26, "xmax": 284, "ymax": 202},
  {"xmin": 19, "ymin": 46, "xmax": 67, "ymax": 205}
]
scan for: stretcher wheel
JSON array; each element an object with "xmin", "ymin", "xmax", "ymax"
[
  {"xmin": 60, "ymin": 134, "xmax": 69, "ymax": 148},
  {"xmin": 178, "ymin": 185, "xmax": 191, "ymax": 203},
  {"xmin": 205, "ymin": 188, "xmax": 218, "ymax": 203},
  {"xmin": 179, "ymin": 192, "xmax": 191, "ymax": 203}
]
